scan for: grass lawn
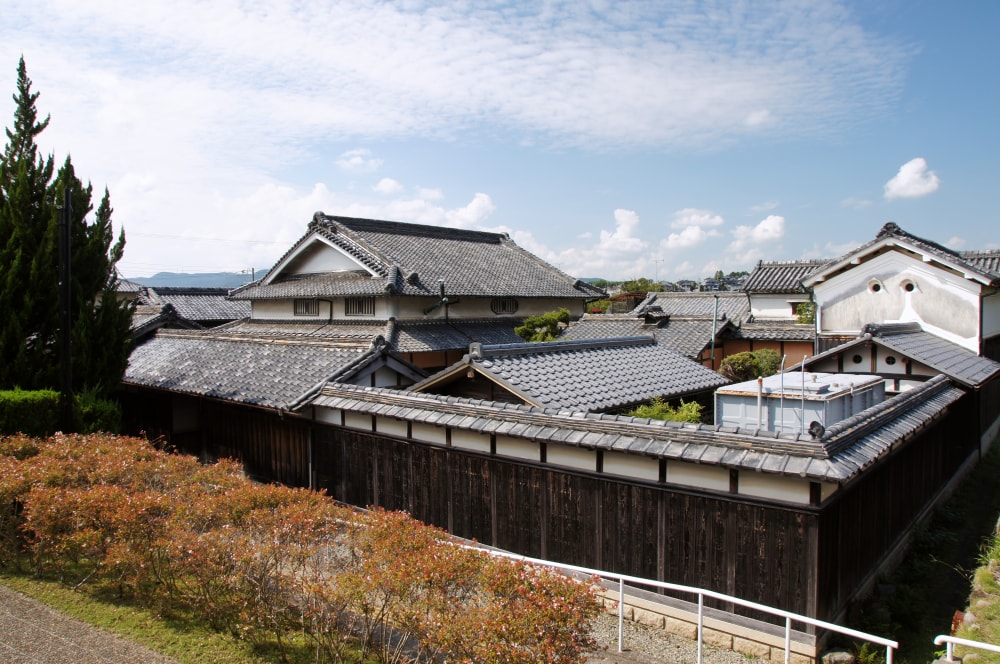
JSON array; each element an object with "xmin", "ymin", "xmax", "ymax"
[{"xmin": 0, "ymin": 572, "xmax": 302, "ymax": 664}]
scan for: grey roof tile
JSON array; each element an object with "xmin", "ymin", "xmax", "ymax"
[
  {"xmin": 741, "ymin": 260, "xmax": 829, "ymax": 294},
  {"xmin": 140, "ymin": 287, "xmax": 250, "ymax": 323},
  {"xmin": 232, "ymin": 214, "xmax": 604, "ymax": 301}
]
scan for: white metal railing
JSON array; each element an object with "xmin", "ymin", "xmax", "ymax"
[
  {"xmin": 934, "ymin": 634, "xmax": 1000, "ymax": 661},
  {"xmin": 474, "ymin": 546, "xmax": 898, "ymax": 664}
]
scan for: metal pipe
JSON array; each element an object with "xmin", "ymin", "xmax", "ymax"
[
  {"xmin": 779, "ymin": 355, "xmax": 786, "ymax": 433},
  {"xmin": 757, "ymin": 376, "xmax": 763, "ymax": 430}
]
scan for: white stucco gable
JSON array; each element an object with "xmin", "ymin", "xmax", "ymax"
[{"xmin": 263, "ymin": 234, "xmax": 376, "ymax": 284}]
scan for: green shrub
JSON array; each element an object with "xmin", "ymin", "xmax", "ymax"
[
  {"xmin": 515, "ymin": 308, "xmax": 571, "ymax": 342},
  {"xmin": 795, "ymin": 302, "xmax": 816, "ymax": 324},
  {"xmin": 0, "ymin": 389, "xmax": 60, "ymax": 436},
  {"xmin": 0, "ymin": 389, "xmax": 121, "ymax": 435},
  {"xmin": 628, "ymin": 397, "xmax": 703, "ymax": 423},
  {"xmin": 719, "ymin": 349, "xmax": 782, "ymax": 383}
]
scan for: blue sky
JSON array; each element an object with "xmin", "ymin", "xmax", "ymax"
[{"xmin": 3, "ymin": 0, "xmax": 998, "ymax": 281}]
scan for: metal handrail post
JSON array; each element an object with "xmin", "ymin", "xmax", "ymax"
[
  {"xmin": 697, "ymin": 593, "xmax": 704, "ymax": 664},
  {"xmin": 785, "ymin": 617, "xmax": 791, "ymax": 664},
  {"xmin": 618, "ymin": 578, "xmax": 625, "ymax": 653}
]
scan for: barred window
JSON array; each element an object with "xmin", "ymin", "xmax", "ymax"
[
  {"xmin": 490, "ymin": 297, "xmax": 519, "ymax": 315},
  {"xmin": 345, "ymin": 296, "xmax": 375, "ymax": 316},
  {"xmin": 293, "ymin": 299, "xmax": 319, "ymax": 316}
]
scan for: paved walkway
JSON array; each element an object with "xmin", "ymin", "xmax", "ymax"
[{"xmin": 0, "ymin": 584, "xmax": 180, "ymax": 664}]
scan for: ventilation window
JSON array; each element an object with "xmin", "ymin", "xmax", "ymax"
[
  {"xmin": 902, "ymin": 281, "xmax": 916, "ymax": 292},
  {"xmin": 345, "ymin": 296, "xmax": 375, "ymax": 316},
  {"xmin": 885, "ymin": 356, "xmax": 897, "ymax": 366},
  {"xmin": 852, "ymin": 354, "xmax": 863, "ymax": 364},
  {"xmin": 869, "ymin": 280, "xmax": 882, "ymax": 293},
  {"xmin": 293, "ymin": 299, "xmax": 319, "ymax": 316},
  {"xmin": 491, "ymin": 297, "xmax": 519, "ymax": 315}
]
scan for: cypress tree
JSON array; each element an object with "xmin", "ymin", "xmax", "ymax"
[{"xmin": 0, "ymin": 57, "xmax": 132, "ymax": 396}]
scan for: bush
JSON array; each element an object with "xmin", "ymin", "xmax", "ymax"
[
  {"xmin": 1, "ymin": 433, "xmax": 603, "ymax": 663},
  {"xmin": 718, "ymin": 349, "xmax": 782, "ymax": 383},
  {"xmin": 0, "ymin": 389, "xmax": 60, "ymax": 436},
  {"xmin": 515, "ymin": 308, "xmax": 571, "ymax": 342},
  {"xmin": 0, "ymin": 389, "xmax": 121, "ymax": 435},
  {"xmin": 628, "ymin": 397, "xmax": 703, "ymax": 423}
]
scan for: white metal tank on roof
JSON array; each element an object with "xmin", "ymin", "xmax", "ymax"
[{"xmin": 714, "ymin": 372, "xmax": 885, "ymax": 436}]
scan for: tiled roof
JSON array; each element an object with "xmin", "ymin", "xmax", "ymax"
[
  {"xmin": 633, "ymin": 291, "xmax": 750, "ymax": 321},
  {"xmin": 411, "ymin": 336, "xmax": 730, "ymax": 412},
  {"xmin": 805, "ymin": 223, "xmax": 1000, "ymax": 288},
  {"xmin": 741, "ymin": 260, "xmax": 829, "ymax": 294},
  {"xmin": 123, "ymin": 329, "xmax": 381, "ymax": 409},
  {"xmin": 309, "ymin": 374, "xmax": 964, "ymax": 483},
  {"xmin": 391, "ymin": 319, "xmax": 525, "ymax": 353},
  {"xmin": 116, "ymin": 276, "xmax": 144, "ymax": 294},
  {"xmin": 215, "ymin": 318, "xmax": 392, "ymax": 341},
  {"xmin": 798, "ymin": 323, "xmax": 1000, "ymax": 388},
  {"xmin": 140, "ymin": 287, "xmax": 250, "ymax": 323},
  {"xmin": 729, "ymin": 320, "xmax": 816, "ymax": 342},
  {"xmin": 231, "ymin": 214, "xmax": 605, "ymax": 301},
  {"xmin": 560, "ymin": 313, "xmax": 735, "ymax": 359},
  {"xmin": 130, "ymin": 304, "xmax": 204, "ymax": 340}
]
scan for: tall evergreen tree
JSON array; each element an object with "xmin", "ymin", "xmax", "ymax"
[{"xmin": 0, "ymin": 57, "xmax": 132, "ymax": 395}]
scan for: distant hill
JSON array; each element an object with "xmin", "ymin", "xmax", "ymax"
[{"xmin": 127, "ymin": 270, "xmax": 267, "ymax": 288}]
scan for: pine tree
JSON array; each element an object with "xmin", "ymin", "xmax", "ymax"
[{"xmin": 0, "ymin": 57, "xmax": 132, "ymax": 395}]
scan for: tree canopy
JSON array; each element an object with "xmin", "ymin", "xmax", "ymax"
[
  {"xmin": 718, "ymin": 349, "xmax": 782, "ymax": 383},
  {"xmin": 0, "ymin": 58, "xmax": 132, "ymax": 396},
  {"xmin": 514, "ymin": 308, "xmax": 570, "ymax": 342}
]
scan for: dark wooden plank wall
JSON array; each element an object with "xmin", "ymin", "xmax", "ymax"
[
  {"xmin": 312, "ymin": 426, "xmax": 814, "ymax": 619},
  {"xmin": 815, "ymin": 397, "xmax": 978, "ymax": 620}
]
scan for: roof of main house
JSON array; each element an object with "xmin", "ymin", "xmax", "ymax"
[
  {"xmin": 230, "ymin": 213, "xmax": 605, "ymax": 301},
  {"xmin": 410, "ymin": 336, "xmax": 730, "ymax": 412},
  {"xmin": 741, "ymin": 259, "xmax": 830, "ymax": 294},
  {"xmin": 795, "ymin": 322, "xmax": 1000, "ymax": 389},
  {"xmin": 631, "ymin": 291, "xmax": 751, "ymax": 320},
  {"xmin": 804, "ymin": 222, "xmax": 1000, "ymax": 288},
  {"xmin": 308, "ymin": 373, "xmax": 964, "ymax": 484},
  {"xmin": 123, "ymin": 328, "xmax": 427, "ymax": 410}
]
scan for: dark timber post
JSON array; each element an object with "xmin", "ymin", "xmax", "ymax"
[{"xmin": 58, "ymin": 188, "xmax": 73, "ymax": 432}]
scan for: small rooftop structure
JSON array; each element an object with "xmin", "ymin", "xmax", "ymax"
[{"xmin": 715, "ymin": 372, "xmax": 885, "ymax": 436}]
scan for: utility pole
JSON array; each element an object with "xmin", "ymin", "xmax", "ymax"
[
  {"xmin": 57, "ymin": 188, "xmax": 73, "ymax": 432},
  {"xmin": 653, "ymin": 259, "xmax": 664, "ymax": 286}
]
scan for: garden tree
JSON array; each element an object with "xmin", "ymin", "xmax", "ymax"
[
  {"xmin": 0, "ymin": 58, "xmax": 132, "ymax": 396},
  {"xmin": 627, "ymin": 397, "xmax": 703, "ymax": 423},
  {"xmin": 620, "ymin": 276, "xmax": 662, "ymax": 292},
  {"xmin": 515, "ymin": 307, "xmax": 570, "ymax": 342},
  {"xmin": 795, "ymin": 301, "xmax": 816, "ymax": 324},
  {"xmin": 718, "ymin": 348, "xmax": 782, "ymax": 383}
]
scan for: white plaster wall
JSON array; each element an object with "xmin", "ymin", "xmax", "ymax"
[
  {"xmin": 251, "ymin": 297, "xmax": 395, "ymax": 320},
  {"xmin": 344, "ymin": 411, "xmax": 373, "ymax": 431},
  {"xmin": 375, "ymin": 417, "xmax": 408, "ymax": 438},
  {"xmin": 451, "ymin": 430, "xmax": 491, "ymax": 453},
  {"xmin": 547, "ymin": 445, "xmax": 597, "ymax": 472},
  {"xmin": 813, "ymin": 251, "xmax": 980, "ymax": 351},
  {"xmin": 496, "ymin": 435, "xmax": 540, "ymax": 461},
  {"xmin": 315, "ymin": 408, "xmax": 342, "ymax": 425},
  {"xmin": 738, "ymin": 472, "xmax": 810, "ymax": 504},
  {"xmin": 820, "ymin": 482, "xmax": 838, "ymax": 502},
  {"xmin": 372, "ymin": 366, "xmax": 401, "ymax": 388},
  {"xmin": 603, "ymin": 452, "xmax": 659, "ymax": 482},
  {"xmin": 666, "ymin": 461, "xmax": 729, "ymax": 492},
  {"xmin": 983, "ymin": 291, "xmax": 1000, "ymax": 340},
  {"xmin": 282, "ymin": 240, "xmax": 366, "ymax": 275},
  {"xmin": 749, "ymin": 293, "xmax": 806, "ymax": 320},
  {"xmin": 411, "ymin": 422, "xmax": 447, "ymax": 445}
]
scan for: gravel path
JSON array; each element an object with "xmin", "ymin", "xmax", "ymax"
[
  {"xmin": 0, "ymin": 584, "xmax": 180, "ymax": 664},
  {"xmin": 1, "ymin": 580, "xmax": 756, "ymax": 664},
  {"xmin": 586, "ymin": 612, "xmax": 755, "ymax": 664}
]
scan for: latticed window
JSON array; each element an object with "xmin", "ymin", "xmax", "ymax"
[
  {"xmin": 293, "ymin": 299, "xmax": 319, "ymax": 316},
  {"xmin": 491, "ymin": 297, "xmax": 519, "ymax": 315},
  {"xmin": 345, "ymin": 296, "xmax": 375, "ymax": 316}
]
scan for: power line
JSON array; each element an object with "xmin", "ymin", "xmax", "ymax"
[{"xmin": 127, "ymin": 231, "xmax": 285, "ymax": 245}]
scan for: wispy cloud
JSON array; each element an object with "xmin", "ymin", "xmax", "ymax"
[
  {"xmin": 884, "ymin": 157, "xmax": 940, "ymax": 200},
  {"xmin": 337, "ymin": 149, "xmax": 383, "ymax": 173},
  {"xmin": 726, "ymin": 215, "xmax": 786, "ymax": 265}
]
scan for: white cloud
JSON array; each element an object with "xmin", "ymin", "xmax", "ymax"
[
  {"xmin": 841, "ymin": 197, "xmax": 873, "ymax": 209},
  {"xmin": 945, "ymin": 236, "xmax": 965, "ymax": 250},
  {"xmin": 416, "ymin": 187, "xmax": 445, "ymax": 201},
  {"xmin": 663, "ymin": 225, "xmax": 714, "ymax": 250},
  {"xmin": 671, "ymin": 208, "xmax": 725, "ymax": 229},
  {"xmin": 373, "ymin": 178, "xmax": 403, "ymax": 194},
  {"xmin": 728, "ymin": 215, "xmax": 786, "ymax": 262},
  {"xmin": 884, "ymin": 157, "xmax": 940, "ymax": 200},
  {"xmin": 337, "ymin": 149, "xmax": 383, "ymax": 173},
  {"xmin": 751, "ymin": 201, "xmax": 779, "ymax": 213}
]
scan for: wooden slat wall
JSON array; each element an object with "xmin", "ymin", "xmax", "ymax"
[{"xmin": 120, "ymin": 388, "xmax": 974, "ymax": 624}]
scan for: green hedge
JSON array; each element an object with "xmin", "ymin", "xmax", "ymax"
[{"xmin": 0, "ymin": 389, "xmax": 121, "ymax": 436}]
